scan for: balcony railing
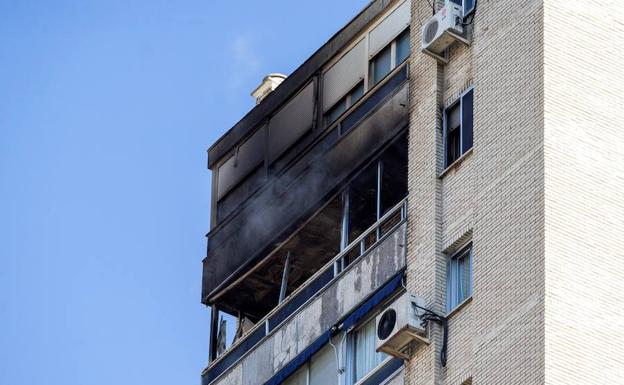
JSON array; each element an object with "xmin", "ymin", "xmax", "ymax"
[{"xmin": 203, "ymin": 198, "xmax": 408, "ymax": 384}]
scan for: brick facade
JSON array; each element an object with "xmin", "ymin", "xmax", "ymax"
[{"xmin": 406, "ymin": 0, "xmax": 623, "ymax": 384}]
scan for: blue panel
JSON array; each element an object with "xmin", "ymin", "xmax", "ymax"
[
  {"xmin": 342, "ymin": 271, "xmax": 404, "ymax": 330},
  {"xmin": 202, "ymin": 325, "xmax": 266, "ymax": 384},
  {"xmin": 461, "ymin": 88, "xmax": 473, "ymax": 154},
  {"xmin": 360, "ymin": 358, "xmax": 403, "ymax": 385},
  {"xmin": 340, "ymin": 65, "xmax": 408, "ymax": 135}
]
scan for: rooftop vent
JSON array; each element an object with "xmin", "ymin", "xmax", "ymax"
[{"xmin": 251, "ymin": 73, "xmax": 287, "ymax": 104}]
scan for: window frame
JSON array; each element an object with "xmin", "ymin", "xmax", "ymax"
[
  {"xmin": 443, "ymin": 86, "xmax": 474, "ymax": 169},
  {"xmin": 368, "ymin": 28, "xmax": 410, "ymax": 89},
  {"xmin": 325, "ymin": 80, "xmax": 365, "ymax": 126},
  {"xmin": 446, "ymin": 243, "xmax": 473, "ymax": 313},
  {"xmin": 346, "ymin": 315, "xmax": 392, "ymax": 385},
  {"xmin": 449, "ymin": 0, "xmax": 476, "ymax": 17}
]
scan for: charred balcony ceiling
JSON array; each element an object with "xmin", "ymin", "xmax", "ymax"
[{"xmin": 204, "ymin": 0, "xmax": 412, "ymax": 306}]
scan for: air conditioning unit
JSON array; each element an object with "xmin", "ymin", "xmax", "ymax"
[
  {"xmin": 375, "ymin": 293, "xmax": 429, "ymax": 359},
  {"xmin": 421, "ymin": 2, "xmax": 470, "ymax": 63}
]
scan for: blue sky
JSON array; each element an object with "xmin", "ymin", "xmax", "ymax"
[{"xmin": 0, "ymin": 1, "xmax": 368, "ymax": 384}]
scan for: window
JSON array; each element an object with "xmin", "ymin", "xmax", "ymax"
[
  {"xmin": 282, "ymin": 343, "xmax": 338, "ymax": 385},
  {"xmin": 369, "ymin": 29, "xmax": 411, "ymax": 87},
  {"xmin": 449, "ymin": 0, "xmax": 475, "ymax": 16},
  {"xmin": 370, "ymin": 45, "xmax": 392, "ymax": 86},
  {"xmin": 446, "ymin": 244, "xmax": 473, "ymax": 312},
  {"xmin": 283, "ymin": 364, "xmax": 308, "ymax": 385},
  {"xmin": 443, "ymin": 87, "xmax": 473, "ymax": 168},
  {"xmin": 352, "ymin": 318, "xmax": 388, "ymax": 383},
  {"xmin": 309, "ymin": 344, "xmax": 338, "ymax": 385},
  {"xmin": 326, "ymin": 81, "xmax": 365, "ymax": 125},
  {"xmin": 395, "ymin": 29, "xmax": 410, "ymax": 65}
]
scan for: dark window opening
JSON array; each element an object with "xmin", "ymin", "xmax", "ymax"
[
  {"xmin": 216, "ymin": 194, "xmax": 342, "ymax": 324},
  {"xmin": 211, "ymin": 134, "xmax": 408, "ymax": 356},
  {"xmin": 347, "ymin": 164, "xmax": 378, "ymax": 244},
  {"xmin": 380, "ymin": 134, "xmax": 408, "ymax": 216},
  {"xmin": 444, "ymin": 88, "xmax": 473, "ymax": 168}
]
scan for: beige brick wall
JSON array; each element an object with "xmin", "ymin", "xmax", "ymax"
[
  {"xmin": 544, "ymin": 1, "xmax": 624, "ymax": 384},
  {"xmin": 407, "ymin": 1, "xmax": 545, "ymax": 384}
]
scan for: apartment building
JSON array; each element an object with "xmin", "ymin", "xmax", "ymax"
[{"xmin": 201, "ymin": 1, "xmax": 624, "ymax": 384}]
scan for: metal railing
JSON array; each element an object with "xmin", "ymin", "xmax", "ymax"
[{"xmin": 203, "ymin": 198, "xmax": 407, "ymax": 384}]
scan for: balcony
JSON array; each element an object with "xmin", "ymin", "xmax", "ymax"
[
  {"xmin": 202, "ymin": 199, "xmax": 407, "ymax": 385},
  {"xmin": 203, "ymin": 63, "xmax": 410, "ymax": 307}
]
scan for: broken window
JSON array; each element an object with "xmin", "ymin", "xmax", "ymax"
[
  {"xmin": 215, "ymin": 194, "xmax": 342, "ymax": 323},
  {"xmin": 380, "ymin": 135, "xmax": 408, "ymax": 216},
  {"xmin": 210, "ymin": 134, "xmax": 408, "ymax": 358},
  {"xmin": 347, "ymin": 163, "xmax": 378, "ymax": 245},
  {"xmin": 213, "ymin": 309, "xmax": 237, "ymax": 358}
]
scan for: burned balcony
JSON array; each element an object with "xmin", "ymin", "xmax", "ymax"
[
  {"xmin": 204, "ymin": 63, "xmax": 409, "ymax": 307},
  {"xmin": 202, "ymin": 196, "xmax": 408, "ymax": 385},
  {"xmin": 202, "ymin": 2, "xmax": 413, "ymax": 383},
  {"xmin": 210, "ymin": 131, "xmax": 407, "ymax": 325}
]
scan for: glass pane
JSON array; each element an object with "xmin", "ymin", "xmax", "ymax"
[
  {"xmin": 464, "ymin": 0, "xmax": 475, "ymax": 14},
  {"xmin": 349, "ymin": 81, "xmax": 365, "ymax": 106},
  {"xmin": 215, "ymin": 310, "xmax": 237, "ymax": 357},
  {"xmin": 310, "ymin": 343, "xmax": 338, "ymax": 385},
  {"xmin": 395, "ymin": 30, "xmax": 410, "ymax": 65},
  {"xmin": 371, "ymin": 45, "xmax": 392, "ymax": 86},
  {"xmin": 461, "ymin": 89, "xmax": 474, "ymax": 153},
  {"xmin": 457, "ymin": 255, "xmax": 466, "ymax": 302},
  {"xmin": 354, "ymin": 319, "xmax": 387, "ymax": 382},
  {"xmin": 461, "ymin": 254, "xmax": 471, "ymax": 301},
  {"xmin": 326, "ymin": 98, "xmax": 347, "ymax": 125}
]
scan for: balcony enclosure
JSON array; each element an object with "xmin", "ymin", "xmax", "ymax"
[
  {"xmin": 203, "ymin": 2, "xmax": 412, "ymax": 382},
  {"xmin": 212, "ymin": 133, "xmax": 407, "ymax": 353}
]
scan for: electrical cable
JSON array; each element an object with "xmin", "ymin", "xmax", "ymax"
[
  {"xmin": 401, "ymin": 276, "xmax": 449, "ymax": 367},
  {"xmin": 329, "ymin": 326, "xmax": 347, "ymax": 382},
  {"xmin": 425, "ymin": 0, "xmax": 435, "ymax": 15}
]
